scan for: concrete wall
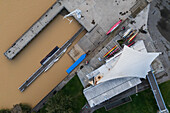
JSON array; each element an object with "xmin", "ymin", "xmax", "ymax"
[{"xmin": 4, "ymin": 2, "xmax": 63, "ymax": 59}]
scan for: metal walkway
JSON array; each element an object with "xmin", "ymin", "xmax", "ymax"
[
  {"xmin": 147, "ymin": 71, "xmax": 169, "ymax": 113},
  {"xmin": 18, "ymin": 27, "xmax": 85, "ymax": 92}
]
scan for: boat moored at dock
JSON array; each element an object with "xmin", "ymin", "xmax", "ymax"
[{"xmin": 40, "ymin": 46, "xmax": 59, "ymax": 65}]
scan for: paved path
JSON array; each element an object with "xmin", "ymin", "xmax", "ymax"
[
  {"xmin": 19, "ymin": 27, "xmax": 84, "ymax": 92},
  {"xmin": 148, "ymin": 0, "xmax": 170, "ymax": 83},
  {"xmin": 147, "ymin": 71, "xmax": 169, "ymax": 113}
]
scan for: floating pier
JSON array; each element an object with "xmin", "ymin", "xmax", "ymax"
[
  {"xmin": 18, "ymin": 27, "xmax": 84, "ymax": 92},
  {"xmin": 4, "ymin": 2, "xmax": 64, "ymax": 60}
]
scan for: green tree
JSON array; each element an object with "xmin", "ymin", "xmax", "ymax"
[
  {"xmin": 19, "ymin": 103, "xmax": 31, "ymax": 113},
  {"xmin": 0, "ymin": 109, "xmax": 10, "ymax": 113},
  {"xmin": 11, "ymin": 103, "xmax": 31, "ymax": 113},
  {"xmin": 0, "ymin": 103, "xmax": 31, "ymax": 113},
  {"xmin": 45, "ymin": 92, "xmax": 74, "ymax": 113}
]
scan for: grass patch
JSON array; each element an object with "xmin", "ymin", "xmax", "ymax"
[
  {"xmin": 60, "ymin": 75, "xmax": 86, "ymax": 112},
  {"xmin": 39, "ymin": 75, "xmax": 170, "ymax": 113},
  {"xmin": 39, "ymin": 75, "xmax": 86, "ymax": 113},
  {"xmin": 94, "ymin": 80, "xmax": 170, "ymax": 113},
  {"xmin": 117, "ymin": 39, "xmax": 124, "ymax": 47}
]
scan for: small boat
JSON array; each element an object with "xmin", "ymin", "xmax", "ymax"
[
  {"xmin": 54, "ymin": 57, "xmax": 59, "ymax": 63},
  {"xmin": 44, "ymin": 61, "xmax": 55, "ymax": 72},
  {"xmin": 103, "ymin": 45, "xmax": 118, "ymax": 58},
  {"xmin": 44, "ymin": 48, "xmax": 67, "ymax": 72},
  {"xmin": 107, "ymin": 47, "xmax": 119, "ymax": 58},
  {"xmin": 40, "ymin": 46, "xmax": 59, "ymax": 65},
  {"xmin": 123, "ymin": 28, "xmax": 132, "ymax": 38},
  {"xmin": 128, "ymin": 32, "xmax": 138, "ymax": 43},
  {"xmin": 54, "ymin": 48, "xmax": 67, "ymax": 63},
  {"xmin": 106, "ymin": 19, "xmax": 122, "ymax": 35},
  {"xmin": 124, "ymin": 30, "xmax": 137, "ymax": 43},
  {"xmin": 126, "ymin": 30, "xmax": 136, "ymax": 39},
  {"xmin": 127, "ymin": 41, "xmax": 135, "ymax": 47}
]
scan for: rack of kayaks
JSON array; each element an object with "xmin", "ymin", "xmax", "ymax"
[
  {"xmin": 103, "ymin": 28, "xmax": 138, "ymax": 59},
  {"xmin": 123, "ymin": 28, "xmax": 138, "ymax": 47},
  {"xmin": 103, "ymin": 45, "xmax": 119, "ymax": 59}
]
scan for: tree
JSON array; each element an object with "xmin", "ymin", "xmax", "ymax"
[
  {"xmin": 45, "ymin": 92, "xmax": 74, "ymax": 113},
  {"xmin": 0, "ymin": 103, "xmax": 31, "ymax": 113},
  {"xmin": 0, "ymin": 109, "xmax": 10, "ymax": 113},
  {"xmin": 19, "ymin": 103, "xmax": 31, "ymax": 113},
  {"xmin": 11, "ymin": 104, "xmax": 22, "ymax": 113}
]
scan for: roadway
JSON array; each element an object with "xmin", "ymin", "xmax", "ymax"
[{"xmin": 19, "ymin": 26, "xmax": 85, "ymax": 92}]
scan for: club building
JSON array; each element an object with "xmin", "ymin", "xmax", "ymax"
[{"xmin": 78, "ymin": 40, "xmax": 169, "ymax": 113}]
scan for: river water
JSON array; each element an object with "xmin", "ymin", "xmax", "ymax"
[{"xmin": 0, "ymin": 0, "xmax": 86, "ymax": 108}]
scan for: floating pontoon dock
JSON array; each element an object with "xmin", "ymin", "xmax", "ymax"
[{"xmin": 18, "ymin": 27, "xmax": 84, "ymax": 92}]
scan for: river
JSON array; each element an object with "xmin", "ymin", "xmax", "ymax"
[{"xmin": 0, "ymin": 0, "xmax": 86, "ymax": 108}]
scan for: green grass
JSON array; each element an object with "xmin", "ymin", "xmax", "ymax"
[
  {"xmin": 39, "ymin": 75, "xmax": 86, "ymax": 113},
  {"xmin": 40, "ymin": 75, "xmax": 170, "ymax": 113},
  {"xmin": 94, "ymin": 80, "xmax": 170, "ymax": 113},
  {"xmin": 59, "ymin": 75, "xmax": 86, "ymax": 112},
  {"xmin": 117, "ymin": 39, "xmax": 124, "ymax": 47}
]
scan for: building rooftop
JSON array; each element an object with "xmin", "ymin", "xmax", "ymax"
[
  {"xmin": 84, "ymin": 77, "xmax": 141, "ymax": 107},
  {"xmin": 83, "ymin": 40, "xmax": 160, "ymax": 107}
]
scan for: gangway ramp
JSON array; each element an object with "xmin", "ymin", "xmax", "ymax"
[
  {"xmin": 147, "ymin": 71, "xmax": 169, "ymax": 113},
  {"xmin": 18, "ymin": 27, "xmax": 84, "ymax": 92}
]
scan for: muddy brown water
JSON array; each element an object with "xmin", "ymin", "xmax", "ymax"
[{"xmin": 0, "ymin": 0, "xmax": 86, "ymax": 108}]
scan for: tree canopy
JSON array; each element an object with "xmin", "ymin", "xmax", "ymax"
[{"xmin": 45, "ymin": 92, "xmax": 74, "ymax": 113}]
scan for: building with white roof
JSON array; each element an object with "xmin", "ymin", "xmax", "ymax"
[{"xmin": 83, "ymin": 40, "xmax": 160, "ymax": 107}]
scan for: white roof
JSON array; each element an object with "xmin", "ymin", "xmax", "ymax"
[
  {"xmin": 84, "ymin": 77, "xmax": 141, "ymax": 107},
  {"xmin": 98, "ymin": 45, "xmax": 159, "ymax": 83},
  {"xmin": 83, "ymin": 40, "xmax": 158, "ymax": 107}
]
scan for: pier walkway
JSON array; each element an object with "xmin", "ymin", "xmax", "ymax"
[
  {"xmin": 147, "ymin": 71, "xmax": 169, "ymax": 113},
  {"xmin": 18, "ymin": 27, "xmax": 84, "ymax": 92},
  {"xmin": 4, "ymin": 2, "xmax": 63, "ymax": 60}
]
